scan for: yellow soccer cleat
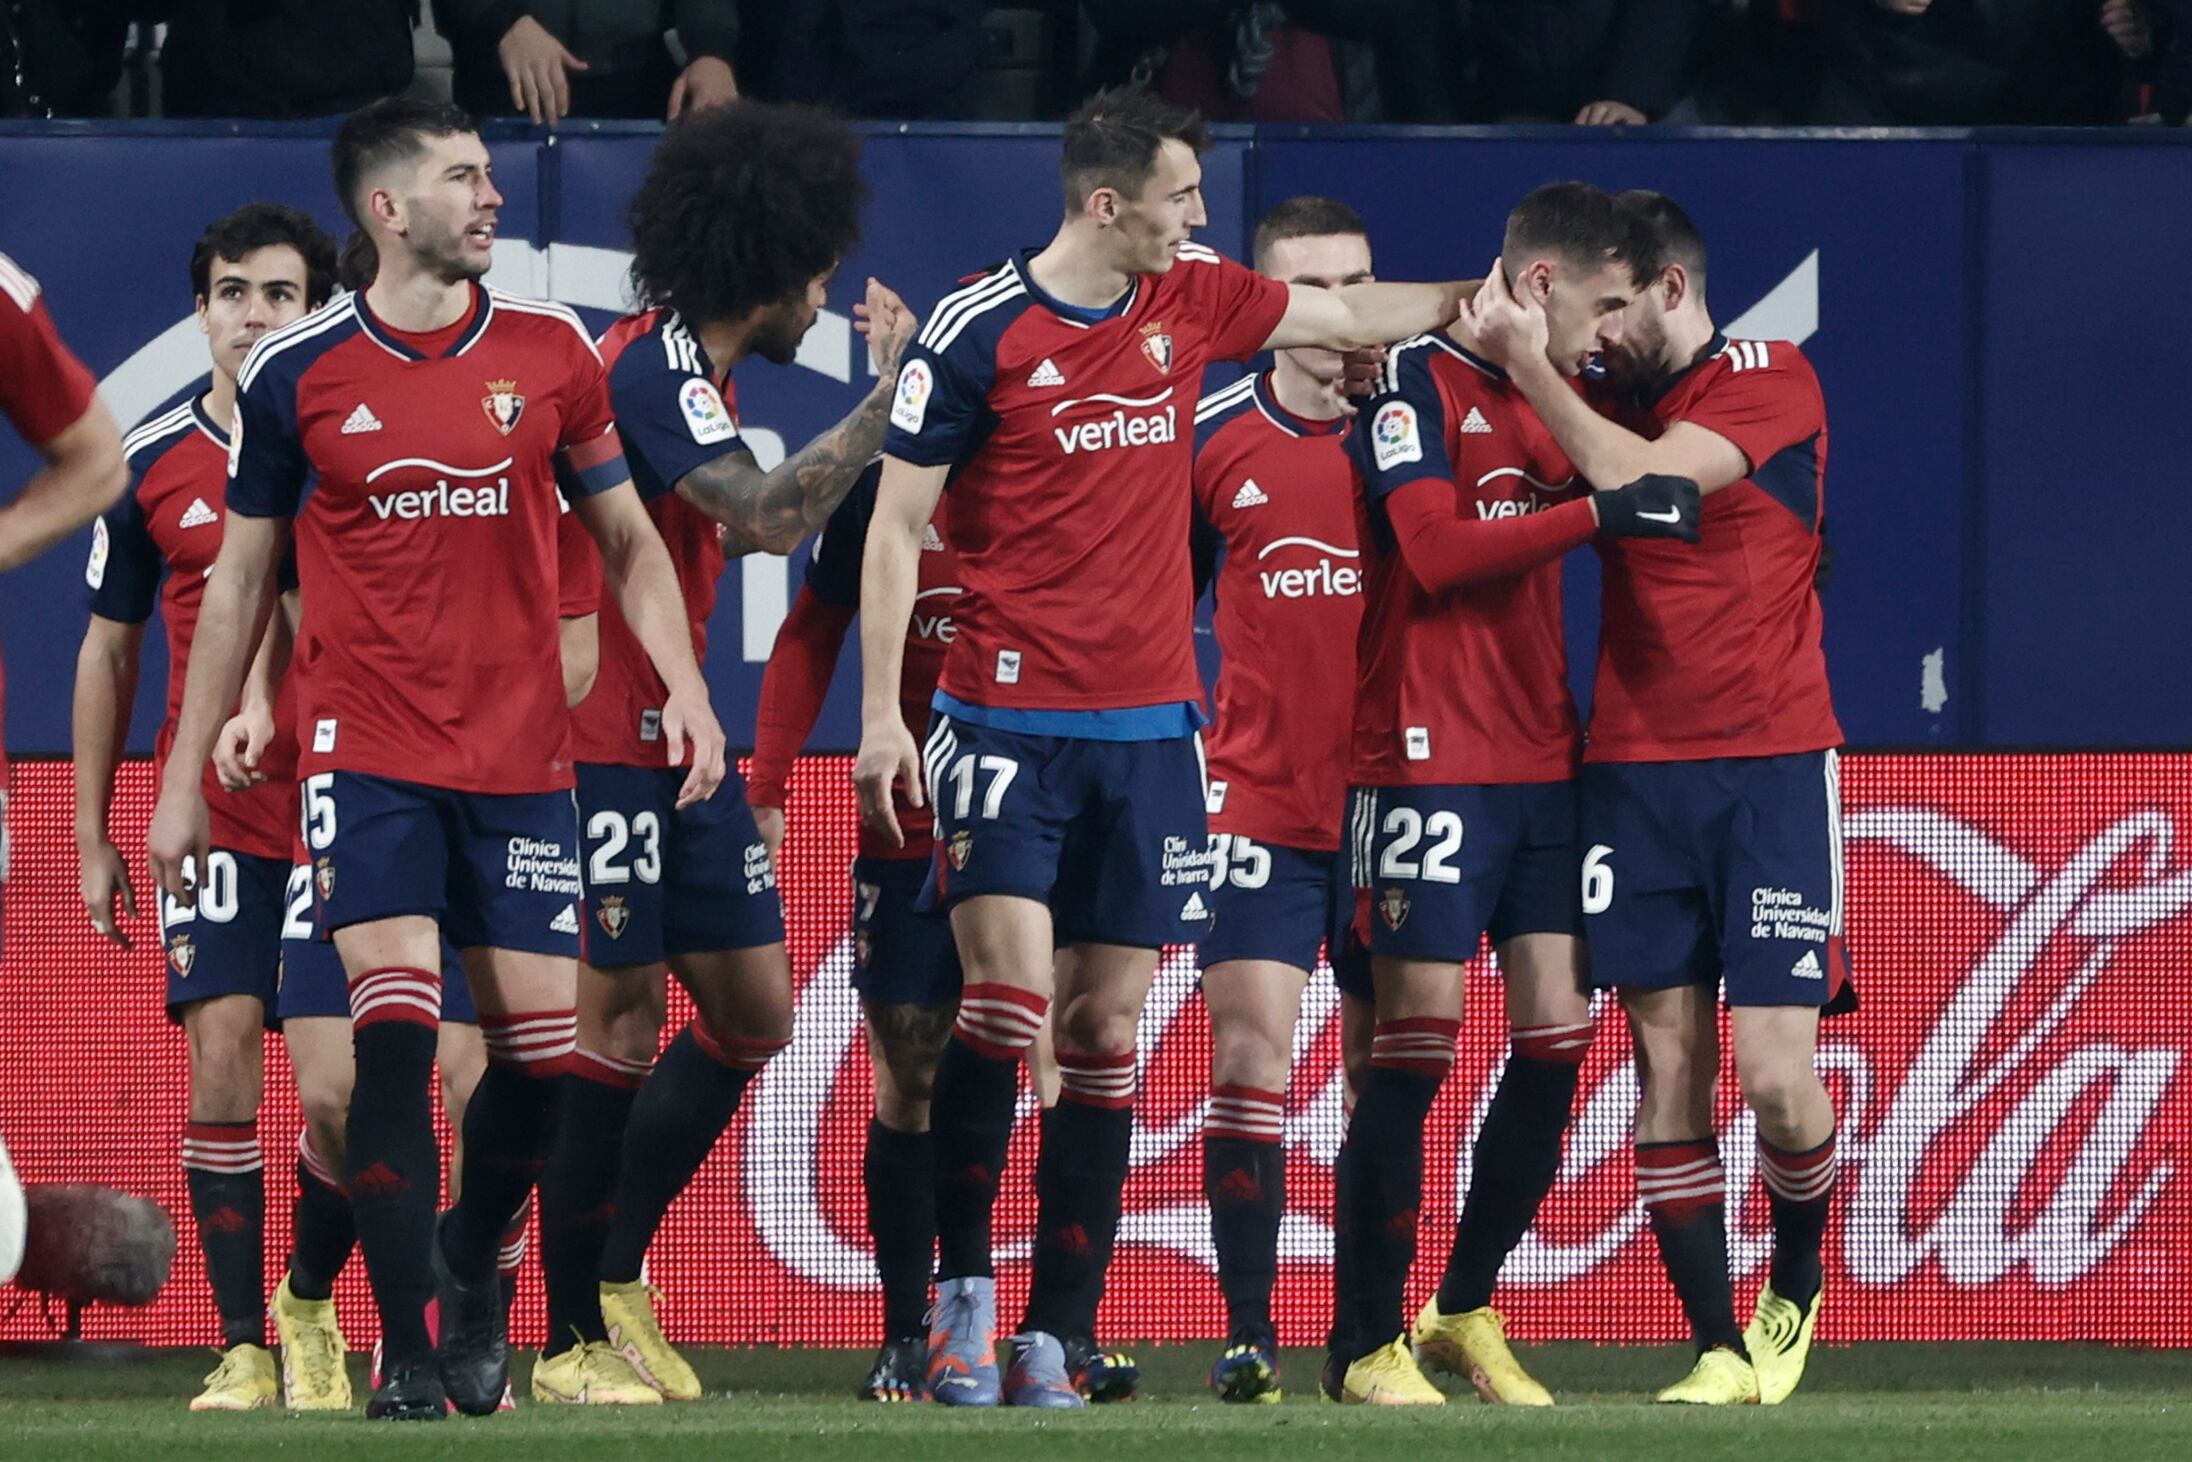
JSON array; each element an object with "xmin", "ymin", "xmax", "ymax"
[
  {"xmin": 1411, "ymin": 1298, "xmax": 1554, "ymax": 1406},
  {"xmin": 269, "ymin": 1273, "xmax": 352, "ymax": 1411},
  {"xmin": 531, "ymin": 1340, "xmax": 666, "ymax": 1405},
  {"xmin": 602, "ymin": 1280, "xmax": 703, "ymax": 1401},
  {"xmin": 1654, "ymin": 1346, "xmax": 1761, "ymax": 1405},
  {"xmin": 1744, "ymin": 1283, "xmax": 1822, "ymax": 1405},
  {"xmin": 1340, "ymin": 1337, "xmax": 1447, "ymax": 1406},
  {"xmin": 189, "ymin": 1342, "xmax": 278, "ymax": 1411}
]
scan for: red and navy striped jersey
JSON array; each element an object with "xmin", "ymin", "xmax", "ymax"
[
  {"xmin": 1191, "ymin": 369, "xmax": 1359, "ymax": 852},
  {"xmin": 93, "ymin": 381, "xmax": 296, "ymax": 860},
  {"xmin": 1587, "ymin": 335, "xmax": 1840, "ymax": 762},
  {"xmin": 882, "ymin": 244, "xmax": 1291, "ymax": 728},
  {"xmin": 1349, "ymin": 334, "xmax": 1583, "ymax": 787},
  {"xmin": 226, "ymin": 282, "xmax": 627, "ymax": 794},
  {"xmin": 565, "ymin": 309, "xmax": 741, "ymax": 769}
]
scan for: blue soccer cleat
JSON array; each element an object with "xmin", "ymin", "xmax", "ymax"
[
  {"xmin": 1004, "ymin": 1331, "xmax": 1087, "ymax": 1408},
  {"xmin": 925, "ymin": 1276, "xmax": 1001, "ymax": 1407}
]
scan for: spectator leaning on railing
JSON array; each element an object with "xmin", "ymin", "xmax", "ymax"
[{"xmin": 435, "ymin": 0, "xmax": 741, "ymax": 125}]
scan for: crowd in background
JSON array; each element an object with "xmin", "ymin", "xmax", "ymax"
[{"xmin": 4, "ymin": 2, "xmax": 2187, "ymax": 128}]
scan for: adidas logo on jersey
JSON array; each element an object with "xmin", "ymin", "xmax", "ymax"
[
  {"xmin": 341, "ymin": 403, "xmax": 382, "ymax": 435},
  {"xmin": 550, "ymin": 905, "xmax": 580, "ymax": 936},
  {"xmin": 1180, "ymin": 892, "xmax": 1209, "ymax": 922},
  {"xmin": 1027, "ymin": 357, "xmax": 1066, "ymax": 388},
  {"xmin": 1460, "ymin": 406, "xmax": 1493, "ymax": 434},
  {"xmin": 1790, "ymin": 949, "xmax": 1824, "ymax": 980},
  {"xmin": 177, "ymin": 497, "xmax": 218, "ymax": 529},
  {"xmin": 922, "ymin": 524, "xmax": 946, "ymax": 552},
  {"xmin": 1231, "ymin": 479, "xmax": 1268, "ymax": 509}
]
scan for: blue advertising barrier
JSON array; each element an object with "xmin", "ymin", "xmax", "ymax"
[{"xmin": 0, "ymin": 123, "xmax": 2184, "ymax": 755}]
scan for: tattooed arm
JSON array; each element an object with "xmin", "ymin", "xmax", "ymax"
[{"xmin": 677, "ymin": 277, "xmax": 917, "ymax": 557}]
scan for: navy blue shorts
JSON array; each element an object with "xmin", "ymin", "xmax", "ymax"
[
  {"xmin": 575, "ymin": 764, "xmax": 784, "ymax": 967},
  {"xmin": 919, "ymin": 716, "xmax": 1214, "ymax": 949},
  {"xmin": 1197, "ymin": 836, "xmax": 1370, "ymax": 998},
  {"xmin": 160, "ymin": 848, "xmax": 286, "ymax": 1025},
  {"xmin": 276, "ymin": 861, "xmax": 478, "ymax": 1022},
  {"xmin": 302, "ymin": 771, "xmax": 582, "ymax": 957},
  {"xmin": 852, "ymin": 856, "xmax": 962, "ymax": 1008},
  {"xmin": 1579, "ymin": 750, "xmax": 1849, "ymax": 1008},
  {"xmin": 1347, "ymin": 782, "xmax": 1583, "ymax": 964}
]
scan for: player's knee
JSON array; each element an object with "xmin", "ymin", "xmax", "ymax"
[
  {"xmin": 873, "ymin": 1065, "xmax": 934, "ymax": 1131},
  {"xmin": 1209, "ymin": 1018, "xmax": 1290, "ymax": 1093},
  {"xmin": 1735, "ymin": 1051, "xmax": 1820, "ymax": 1134},
  {"xmin": 601, "ymin": 1001, "xmax": 666, "ymax": 1066},
  {"xmin": 294, "ymin": 1068, "xmax": 353, "ymax": 1139}
]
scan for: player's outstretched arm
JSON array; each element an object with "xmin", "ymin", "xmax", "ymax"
[
  {"xmin": 147, "ymin": 514, "xmax": 288, "ymax": 903},
  {"xmin": 73, "ymin": 615, "xmax": 145, "ymax": 946},
  {"xmin": 1264, "ymin": 279, "xmax": 1472, "ymax": 354},
  {"xmin": 677, "ymin": 277, "xmax": 917, "ymax": 557},
  {"xmin": 851, "ymin": 457, "xmax": 946, "ymax": 847},
  {"xmin": 0, "ymin": 401, "xmax": 127, "ymax": 572},
  {"xmin": 573, "ymin": 481, "xmax": 728, "ymax": 807},
  {"xmin": 1465, "ymin": 264, "xmax": 1749, "ymax": 493}
]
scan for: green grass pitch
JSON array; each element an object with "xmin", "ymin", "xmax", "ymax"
[{"xmin": 2, "ymin": 1343, "xmax": 2185, "ymax": 1461}]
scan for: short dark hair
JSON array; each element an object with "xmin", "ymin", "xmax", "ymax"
[
  {"xmin": 627, "ymin": 102, "xmax": 868, "ymax": 328},
  {"xmin": 1615, "ymin": 189, "xmax": 1707, "ymax": 293},
  {"xmin": 1252, "ymin": 196, "xmax": 1368, "ymax": 272},
  {"xmin": 1502, "ymin": 181, "xmax": 1647, "ymax": 281},
  {"xmin": 330, "ymin": 97, "xmax": 478, "ymax": 231},
  {"xmin": 190, "ymin": 203, "xmax": 338, "ymax": 307},
  {"xmin": 1060, "ymin": 85, "xmax": 1212, "ymax": 215}
]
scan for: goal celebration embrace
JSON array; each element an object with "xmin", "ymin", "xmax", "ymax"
[{"xmin": 2, "ymin": 43, "xmax": 2186, "ymax": 1454}]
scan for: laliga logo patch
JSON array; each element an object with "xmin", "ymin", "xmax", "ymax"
[
  {"xmin": 1139, "ymin": 322, "xmax": 1173, "ymax": 374},
  {"xmin": 86, "ymin": 517, "xmax": 109, "ymax": 589},
  {"xmin": 597, "ymin": 893, "xmax": 630, "ymax": 940},
  {"xmin": 1371, "ymin": 402, "xmax": 1422, "ymax": 471},
  {"xmin": 1379, "ymin": 887, "xmax": 1411, "ymax": 931},
  {"xmin": 948, "ymin": 829, "xmax": 974, "ymax": 871},
  {"xmin": 481, "ymin": 378, "xmax": 526, "ymax": 436},
  {"xmin": 168, "ymin": 933, "xmax": 196, "ymax": 977},
  {"xmin": 891, "ymin": 359, "xmax": 933, "ymax": 434},
  {"xmin": 680, "ymin": 377, "xmax": 737, "ymax": 445},
  {"xmin": 315, "ymin": 856, "xmax": 336, "ymax": 901}
]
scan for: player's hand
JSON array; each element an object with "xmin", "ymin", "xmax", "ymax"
[
  {"xmin": 661, "ymin": 682, "xmax": 728, "ymax": 809},
  {"xmin": 753, "ymin": 803, "xmax": 785, "ymax": 865},
  {"xmin": 2100, "ymin": 0, "xmax": 2153, "ymax": 58},
  {"xmin": 498, "ymin": 15, "xmax": 589, "ymax": 125},
  {"xmin": 79, "ymin": 838, "xmax": 138, "ymax": 948},
  {"xmin": 212, "ymin": 705, "xmax": 276, "ymax": 792},
  {"xmin": 146, "ymin": 787, "xmax": 211, "ymax": 909},
  {"xmin": 1874, "ymin": 0, "xmax": 1932, "ymax": 12},
  {"xmin": 1461, "ymin": 259, "xmax": 1549, "ymax": 372},
  {"xmin": 1594, "ymin": 474, "xmax": 1703, "ymax": 543},
  {"xmin": 1336, "ymin": 346, "xmax": 1388, "ymax": 407},
  {"xmin": 1575, "ymin": 99, "xmax": 1648, "ymax": 126},
  {"xmin": 852, "ymin": 719, "xmax": 923, "ymax": 849},
  {"xmin": 854, "ymin": 278, "xmax": 918, "ymax": 382},
  {"xmin": 667, "ymin": 55, "xmax": 739, "ymax": 119}
]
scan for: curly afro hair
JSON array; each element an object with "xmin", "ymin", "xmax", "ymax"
[{"xmin": 628, "ymin": 102, "xmax": 868, "ymax": 328}]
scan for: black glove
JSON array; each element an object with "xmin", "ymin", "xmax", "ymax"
[{"xmin": 1595, "ymin": 474, "xmax": 1702, "ymax": 542}]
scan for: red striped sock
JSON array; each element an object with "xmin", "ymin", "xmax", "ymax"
[
  {"xmin": 1057, "ymin": 1050, "xmax": 1136, "ymax": 1110},
  {"xmin": 951, "ymin": 982, "xmax": 1049, "ymax": 1060}
]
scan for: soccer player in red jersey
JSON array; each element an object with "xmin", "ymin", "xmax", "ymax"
[
  {"xmin": 74, "ymin": 204, "xmax": 339, "ymax": 1410},
  {"xmin": 1335, "ymin": 183, "xmax": 1702, "ymax": 1407},
  {"xmin": 0, "ymin": 250, "xmax": 127, "ymax": 1291},
  {"xmin": 1467, "ymin": 190, "xmax": 1844, "ymax": 1407},
  {"xmin": 145, "ymin": 98, "xmax": 726, "ymax": 1421},
  {"xmin": 536, "ymin": 104, "xmax": 915, "ymax": 1405},
  {"xmin": 852, "ymin": 87, "xmax": 1474, "ymax": 1409},
  {"xmin": 750, "ymin": 454, "xmax": 966, "ymax": 1402},
  {"xmin": 1187, "ymin": 196, "xmax": 1377, "ymax": 1405}
]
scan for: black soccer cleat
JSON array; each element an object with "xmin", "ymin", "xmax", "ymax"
[
  {"xmin": 365, "ymin": 1357, "xmax": 448, "ymax": 1421},
  {"xmin": 432, "ymin": 1214, "xmax": 511, "ymax": 1417},
  {"xmin": 859, "ymin": 1335, "xmax": 928, "ymax": 1402},
  {"xmin": 1063, "ymin": 1334, "xmax": 1141, "ymax": 1403}
]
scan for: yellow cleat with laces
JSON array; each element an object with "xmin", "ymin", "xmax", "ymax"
[
  {"xmin": 531, "ymin": 1340, "xmax": 665, "ymax": 1405},
  {"xmin": 1411, "ymin": 1298, "xmax": 1554, "ymax": 1406},
  {"xmin": 1654, "ymin": 1345, "xmax": 1761, "ymax": 1405},
  {"xmin": 189, "ymin": 1341, "xmax": 278, "ymax": 1411},
  {"xmin": 269, "ymin": 1272, "xmax": 352, "ymax": 1410},
  {"xmin": 1340, "ymin": 1337, "xmax": 1447, "ymax": 1405},
  {"xmin": 1744, "ymin": 1283, "xmax": 1823, "ymax": 1405},
  {"xmin": 602, "ymin": 1280, "xmax": 703, "ymax": 1401}
]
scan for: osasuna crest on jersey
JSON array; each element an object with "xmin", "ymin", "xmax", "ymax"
[
  {"xmin": 482, "ymin": 377, "xmax": 525, "ymax": 435},
  {"xmin": 1140, "ymin": 322, "xmax": 1173, "ymax": 374}
]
